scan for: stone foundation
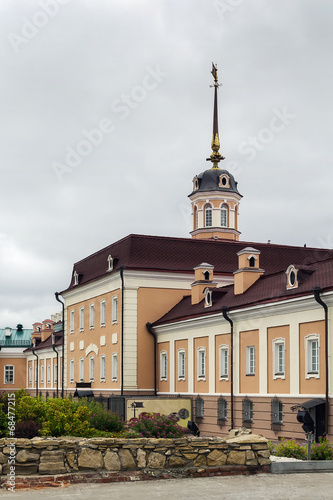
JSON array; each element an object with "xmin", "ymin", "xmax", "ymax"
[{"xmin": 0, "ymin": 433, "xmax": 270, "ymax": 489}]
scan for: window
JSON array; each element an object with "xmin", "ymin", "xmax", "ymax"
[
  {"xmin": 89, "ymin": 357, "xmax": 95, "ymax": 382},
  {"xmin": 273, "ymin": 338, "xmax": 285, "ymax": 378},
  {"xmin": 220, "ymin": 205, "xmax": 228, "ymax": 227},
  {"xmin": 47, "ymin": 365, "xmax": 50, "ymax": 384},
  {"xmin": 29, "ymin": 366, "xmax": 32, "ymax": 384},
  {"xmin": 246, "ymin": 346, "xmax": 255, "ymax": 375},
  {"xmin": 79, "ymin": 307, "xmax": 84, "ymax": 331},
  {"xmin": 219, "ymin": 345, "xmax": 229, "ymax": 379},
  {"xmin": 196, "ymin": 396, "xmax": 204, "ymax": 418},
  {"xmin": 54, "ymin": 364, "xmax": 58, "ymax": 384},
  {"xmin": 70, "ymin": 359, "xmax": 74, "ymax": 383},
  {"xmin": 248, "ymin": 256, "xmax": 256, "ymax": 267},
  {"xmin": 218, "ymin": 397, "xmax": 227, "ymax": 421},
  {"xmin": 204, "ymin": 288, "xmax": 212, "ymax": 307},
  {"xmin": 100, "ymin": 300, "xmax": 106, "ymax": 326},
  {"xmin": 305, "ymin": 334, "xmax": 320, "ymax": 378},
  {"xmin": 70, "ymin": 309, "xmax": 74, "ymax": 333},
  {"xmin": 271, "ymin": 399, "xmax": 283, "ymax": 425},
  {"xmin": 40, "ymin": 364, "xmax": 44, "ymax": 384},
  {"xmin": 205, "ymin": 204, "xmax": 212, "ymax": 227},
  {"xmin": 160, "ymin": 351, "xmax": 167, "ymax": 381},
  {"xmin": 79, "ymin": 358, "xmax": 84, "ymax": 382},
  {"xmin": 74, "ymin": 270, "xmax": 79, "ymax": 285},
  {"xmin": 197, "ymin": 347, "xmax": 206, "ymax": 380},
  {"xmin": 107, "ymin": 254, "xmax": 113, "ymax": 272},
  {"xmin": 178, "ymin": 350, "xmax": 186, "ymax": 380},
  {"xmin": 286, "ymin": 265, "xmax": 298, "ymax": 289},
  {"xmin": 243, "ymin": 398, "xmax": 253, "ymax": 423},
  {"xmin": 89, "ymin": 303, "xmax": 95, "ymax": 329},
  {"xmin": 112, "ymin": 296, "xmax": 118, "ymax": 324},
  {"xmin": 100, "ymin": 355, "xmax": 106, "ymax": 381},
  {"xmin": 4, "ymin": 365, "xmax": 14, "ymax": 384},
  {"xmin": 112, "ymin": 353, "xmax": 118, "ymax": 381},
  {"xmin": 193, "ymin": 205, "xmax": 198, "ymax": 230}
]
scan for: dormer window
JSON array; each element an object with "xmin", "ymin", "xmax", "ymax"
[
  {"xmin": 193, "ymin": 177, "xmax": 199, "ymax": 191},
  {"xmin": 248, "ymin": 256, "xmax": 256, "ymax": 268},
  {"xmin": 286, "ymin": 265, "xmax": 298, "ymax": 290},
  {"xmin": 204, "ymin": 288, "xmax": 212, "ymax": 307},
  {"xmin": 203, "ymin": 270, "xmax": 211, "ymax": 281},
  {"xmin": 74, "ymin": 271, "xmax": 79, "ymax": 286},
  {"xmin": 219, "ymin": 174, "xmax": 230, "ymax": 188},
  {"xmin": 107, "ymin": 254, "xmax": 113, "ymax": 272}
]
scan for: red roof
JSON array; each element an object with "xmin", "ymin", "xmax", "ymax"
[
  {"xmin": 63, "ymin": 234, "xmax": 333, "ymax": 292},
  {"xmin": 153, "ymin": 257, "xmax": 333, "ymax": 326}
]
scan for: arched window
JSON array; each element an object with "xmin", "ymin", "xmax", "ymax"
[
  {"xmin": 205, "ymin": 204, "xmax": 212, "ymax": 227},
  {"xmin": 193, "ymin": 205, "xmax": 198, "ymax": 230},
  {"xmin": 220, "ymin": 204, "xmax": 228, "ymax": 227},
  {"xmin": 249, "ymin": 256, "xmax": 256, "ymax": 267}
]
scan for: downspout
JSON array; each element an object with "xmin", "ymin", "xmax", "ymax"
[
  {"xmin": 55, "ymin": 292, "xmax": 65, "ymax": 398},
  {"xmin": 313, "ymin": 286, "xmax": 329, "ymax": 436},
  {"xmin": 51, "ymin": 333, "xmax": 59, "ymax": 398},
  {"xmin": 222, "ymin": 306, "xmax": 234, "ymax": 430},
  {"xmin": 32, "ymin": 344, "xmax": 39, "ymax": 398},
  {"xmin": 146, "ymin": 322, "xmax": 157, "ymax": 396},
  {"xmin": 120, "ymin": 266, "xmax": 125, "ymax": 397}
]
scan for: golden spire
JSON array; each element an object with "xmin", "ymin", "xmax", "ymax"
[{"xmin": 206, "ymin": 63, "xmax": 225, "ymax": 169}]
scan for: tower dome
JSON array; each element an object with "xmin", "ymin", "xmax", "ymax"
[{"xmin": 189, "ymin": 64, "xmax": 242, "ymax": 241}]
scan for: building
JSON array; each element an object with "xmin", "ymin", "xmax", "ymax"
[
  {"xmin": 58, "ymin": 64, "xmax": 333, "ymax": 440},
  {"xmin": 0, "ymin": 325, "xmax": 32, "ymax": 392}
]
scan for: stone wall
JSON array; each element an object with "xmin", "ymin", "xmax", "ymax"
[{"xmin": 0, "ymin": 433, "xmax": 270, "ymax": 479}]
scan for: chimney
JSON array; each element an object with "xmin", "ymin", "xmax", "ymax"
[
  {"xmin": 234, "ymin": 247, "xmax": 264, "ymax": 295},
  {"xmin": 191, "ymin": 263, "xmax": 217, "ymax": 305},
  {"xmin": 41, "ymin": 319, "xmax": 54, "ymax": 342}
]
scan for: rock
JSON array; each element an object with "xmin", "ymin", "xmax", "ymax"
[
  {"xmin": 226, "ymin": 450, "xmax": 246, "ymax": 465},
  {"xmin": 78, "ymin": 448, "xmax": 103, "ymax": 469},
  {"xmin": 118, "ymin": 449, "xmax": 136, "ymax": 469},
  {"xmin": 258, "ymin": 457, "xmax": 271, "ymax": 466},
  {"xmin": 207, "ymin": 449, "xmax": 227, "ymax": 466},
  {"xmin": 245, "ymin": 450, "xmax": 256, "ymax": 461},
  {"xmin": 104, "ymin": 450, "xmax": 121, "ymax": 471},
  {"xmin": 39, "ymin": 450, "xmax": 67, "ymax": 475},
  {"xmin": 0, "ymin": 452, "xmax": 6, "ymax": 464},
  {"xmin": 257, "ymin": 449, "xmax": 270, "ymax": 458},
  {"xmin": 167, "ymin": 455, "xmax": 188, "ymax": 467},
  {"xmin": 3, "ymin": 463, "xmax": 38, "ymax": 475},
  {"xmin": 228, "ymin": 427, "xmax": 252, "ymax": 438},
  {"xmin": 183, "ymin": 453, "xmax": 197, "ymax": 460},
  {"xmin": 136, "ymin": 448, "xmax": 146, "ymax": 468},
  {"xmin": 16, "ymin": 449, "xmax": 40, "ymax": 463},
  {"xmin": 193, "ymin": 454, "xmax": 207, "ymax": 466},
  {"xmin": 66, "ymin": 452, "xmax": 78, "ymax": 471},
  {"xmin": 227, "ymin": 434, "xmax": 268, "ymax": 445},
  {"xmin": 147, "ymin": 452, "xmax": 166, "ymax": 468}
]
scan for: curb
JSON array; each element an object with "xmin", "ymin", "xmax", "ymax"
[{"xmin": 271, "ymin": 461, "xmax": 333, "ymax": 474}]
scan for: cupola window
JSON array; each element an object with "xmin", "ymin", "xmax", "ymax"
[
  {"xmin": 203, "ymin": 270, "xmax": 210, "ymax": 281},
  {"xmin": 248, "ymin": 256, "xmax": 256, "ymax": 268},
  {"xmin": 220, "ymin": 204, "xmax": 228, "ymax": 227},
  {"xmin": 193, "ymin": 205, "xmax": 198, "ymax": 230},
  {"xmin": 204, "ymin": 288, "xmax": 212, "ymax": 307},
  {"xmin": 205, "ymin": 204, "xmax": 212, "ymax": 227},
  {"xmin": 219, "ymin": 174, "xmax": 230, "ymax": 188},
  {"xmin": 286, "ymin": 265, "xmax": 298, "ymax": 290}
]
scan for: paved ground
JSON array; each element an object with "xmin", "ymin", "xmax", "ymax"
[{"xmin": 1, "ymin": 473, "xmax": 333, "ymax": 499}]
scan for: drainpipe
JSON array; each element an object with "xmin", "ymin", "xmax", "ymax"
[
  {"xmin": 32, "ymin": 341, "xmax": 39, "ymax": 398},
  {"xmin": 51, "ymin": 333, "xmax": 59, "ymax": 398},
  {"xmin": 120, "ymin": 266, "xmax": 125, "ymax": 397},
  {"xmin": 222, "ymin": 306, "xmax": 234, "ymax": 430},
  {"xmin": 313, "ymin": 286, "xmax": 329, "ymax": 436},
  {"xmin": 146, "ymin": 322, "xmax": 157, "ymax": 396},
  {"xmin": 55, "ymin": 292, "xmax": 65, "ymax": 398}
]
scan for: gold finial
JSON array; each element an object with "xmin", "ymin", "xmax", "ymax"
[{"xmin": 206, "ymin": 63, "xmax": 224, "ymax": 168}]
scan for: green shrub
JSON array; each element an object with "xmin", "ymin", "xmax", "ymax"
[
  {"xmin": 311, "ymin": 438, "xmax": 333, "ymax": 460},
  {"xmin": 73, "ymin": 398, "xmax": 125, "ymax": 433},
  {"xmin": 127, "ymin": 412, "xmax": 185, "ymax": 438},
  {"xmin": 270, "ymin": 439, "xmax": 306, "ymax": 460},
  {"xmin": 41, "ymin": 398, "xmax": 94, "ymax": 437},
  {"xmin": 15, "ymin": 396, "xmax": 47, "ymax": 426}
]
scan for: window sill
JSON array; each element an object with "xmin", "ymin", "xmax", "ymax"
[
  {"xmin": 219, "ymin": 376, "xmax": 229, "ymax": 381},
  {"xmin": 246, "ymin": 373, "xmax": 255, "ymax": 376},
  {"xmin": 197, "ymin": 377, "xmax": 206, "ymax": 382},
  {"xmin": 178, "ymin": 377, "xmax": 186, "ymax": 381},
  {"xmin": 89, "ymin": 327, "xmax": 95, "ymax": 330}
]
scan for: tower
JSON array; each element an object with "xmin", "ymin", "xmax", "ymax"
[{"xmin": 189, "ymin": 64, "xmax": 242, "ymax": 241}]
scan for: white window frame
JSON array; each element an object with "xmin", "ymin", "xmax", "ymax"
[
  {"xmin": 100, "ymin": 355, "xmax": 106, "ymax": 382},
  {"xmin": 219, "ymin": 345, "xmax": 229, "ymax": 380},
  {"xmin": 160, "ymin": 351, "xmax": 167, "ymax": 381},
  {"xmin": 273, "ymin": 338, "xmax": 285, "ymax": 379},
  {"xmin": 70, "ymin": 359, "xmax": 74, "ymax": 383},
  {"xmin": 79, "ymin": 358, "xmax": 84, "ymax": 382},
  {"xmin": 40, "ymin": 363, "xmax": 44, "ymax": 384},
  {"xmin": 70, "ymin": 309, "xmax": 74, "ymax": 334},
  {"xmin": 204, "ymin": 288, "xmax": 212, "ymax": 308},
  {"xmin": 47, "ymin": 364, "xmax": 51, "ymax": 384},
  {"xmin": 29, "ymin": 366, "xmax": 32, "ymax": 384},
  {"xmin": 107, "ymin": 254, "xmax": 113, "ymax": 271},
  {"xmin": 178, "ymin": 349, "xmax": 186, "ymax": 380},
  {"xmin": 54, "ymin": 364, "xmax": 58, "ymax": 384},
  {"xmin": 79, "ymin": 307, "xmax": 84, "ymax": 332},
  {"xmin": 112, "ymin": 296, "xmax": 118, "ymax": 324},
  {"xmin": 89, "ymin": 303, "xmax": 95, "ymax": 329},
  {"xmin": 246, "ymin": 346, "xmax": 255, "ymax": 375},
  {"xmin": 271, "ymin": 399, "xmax": 283, "ymax": 425},
  {"xmin": 112, "ymin": 353, "xmax": 118, "ymax": 381},
  {"xmin": 89, "ymin": 356, "xmax": 95, "ymax": 382},
  {"xmin": 205, "ymin": 204, "xmax": 212, "ymax": 227},
  {"xmin": 100, "ymin": 300, "xmax": 106, "ymax": 327},
  {"xmin": 197, "ymin": 347, "xmax": 206, "ymax": 380},
  {"xmin": 220, "ymin": 204, "xmax": 228, "ymax": 227},
  {"xmin": 4, "ymin": 365, "xmax": 14, "ymax": 384},
  {"xmin": 305, "ymin": 334, "xmax": 320, "ymax": 379}
]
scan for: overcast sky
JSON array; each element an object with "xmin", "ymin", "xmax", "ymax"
[{"xmin": 1, "ymin": 0, "xmax": 332, "ymax": 328}]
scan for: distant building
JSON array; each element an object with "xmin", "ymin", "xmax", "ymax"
[{"xmin": 0, "ymin": 324, "xmax": 32, "ymax": 392}]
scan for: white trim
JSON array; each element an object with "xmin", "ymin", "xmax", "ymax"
[
  {"xmin": 70, "ymin": 309, "xmax": 74, "ymax": 334},
  {"xmin": 100, "ymin": 299, "xmax": 106, "ymax": 327},
  {"xmin": 177, "ymin": 349, "xmax": 186, "ymax": 380},
  {"xmin": 89, "ymin": 303, "xmax": 95, "ymax": 329},
  {"xmin": 272, "ymin": 337, "xmax": 286, "ymax": 379},
  {"xmin": 79, "ymin": 357, "xmax": 84, "ymax": 382},
  {"xmin": 100, "ymin": 354, "xmax": 106, "ymax": 382},
  {"xmin": 112, "ymin": 295, "xmax": 118, "ymax": 324},
  {"xmin": 160, "ymin": 350, "xmax": 168, "ymax": 381},
  {"xmin": 89, "ymin": 356, "xmax": 95, "ymax": 382},
  {"xmin": 4, "ymin": 364, "xmax": 14, "ymax": 384},
  {"xmin": 112, "ymin": 352, "xmax": 118, "ymax": 381},
  {"xmin": 246, "ymin": 345, "xmax": 255, "ymax": 375},
  {"xmin": 219, "ymin": 344, "xmax": 229, "ymax": 380},
  {"xmin": 197, "ymin": 347, "xmax": 206, "ymax": 381},
  {"xmin": 305, "ymin": 333, "xmax": 320, "ymax": 379},
  {"xmin": 79, "ymin": 306, "xmax": 84, "ymax": 332},
  {"xmin": 69, "ymin": 359, "xmax": 74, "ymax": 383}
]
